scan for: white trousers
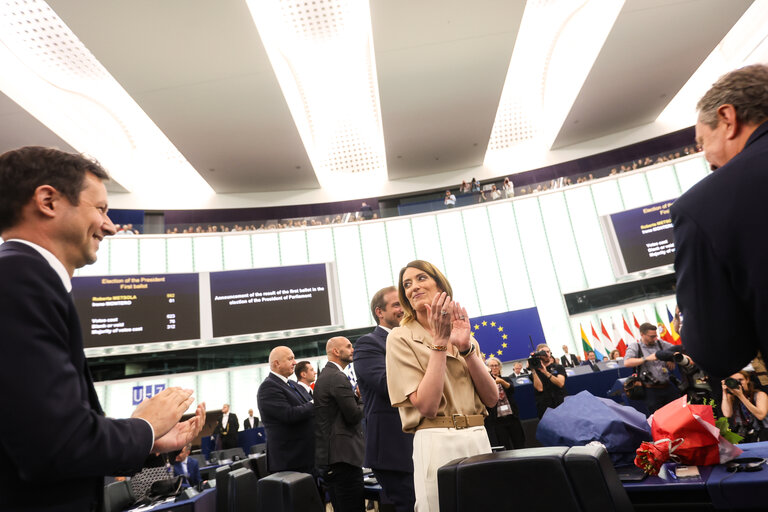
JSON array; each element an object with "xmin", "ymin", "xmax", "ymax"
[{"xmin": 412, "ymin": 426, "xmax": 491, "ymax": 512}]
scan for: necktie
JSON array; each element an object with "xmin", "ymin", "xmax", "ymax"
[{"xmin": 288, "ymin": 380, "xmax": 306, "ymax": 402}]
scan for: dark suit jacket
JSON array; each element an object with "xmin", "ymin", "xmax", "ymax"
[
  {"xmin": 173, "ymin": 456, "xmax": 201, "ymax": 486},
  {"xmin": 244, "ymin": 417, "xmax": 259, "ymax": 429},
  {"xmin": 354, "ymin": 326, "xmax": 414, "ymax": 472},
  {"xmin": 671, "ymin": 120, "xmax": 768, "ymax": 380},
  {"xmin": 257, "ymin": 373, "xmax": 315, "ymax": 472},
  {"xmin": 314, "ymin": 363, "xmax": 364, "ymax": 468},
  {"xmin": 561, "ymin": 353, "xmax": 580, "ymax": 368},
  {"xmin": 0, "ymin": 241, "xmax": 153, "ymax": 511}
]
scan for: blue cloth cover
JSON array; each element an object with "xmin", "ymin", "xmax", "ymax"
[{"xmin": 536, "ymin": 390, "xmax": 652, "ymax": 464}]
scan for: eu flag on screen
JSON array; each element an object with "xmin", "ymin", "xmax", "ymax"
[{"xmin": 469, "ymin": 308, "xmax": 546, "ymax": 361}]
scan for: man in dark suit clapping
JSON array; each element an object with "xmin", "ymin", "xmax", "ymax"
[
  {"xmin": 315, "ymin": 337, "xmax": 365, "ymax": 512},
  {"xmin": 355, "ymin": 287, "xmax": 415, "ymax": 511},
  {"xmin": 257, "ymin": 346, "xmax": 315, "ymax": 473}
]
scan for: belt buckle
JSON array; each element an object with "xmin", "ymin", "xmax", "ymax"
[{"xmin": 452, "ymin": 414, "xmax": 468, "ymax": 429}]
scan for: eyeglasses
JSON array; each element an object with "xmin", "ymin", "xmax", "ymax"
[{"xmin": 726, "ymin": 457, "xmax": 766, "ymax": 473}]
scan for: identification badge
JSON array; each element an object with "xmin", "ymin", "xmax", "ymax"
[{"xmin": 499, "ymin": 404, "xmax": 511, "ymax": 413}]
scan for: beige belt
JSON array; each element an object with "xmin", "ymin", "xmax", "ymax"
[{"xmin": 417, "ymin": 414, "xmax": 485, "ymax": 430}]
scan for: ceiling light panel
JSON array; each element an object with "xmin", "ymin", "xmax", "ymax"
[
  {"xmin": 485, "ymin": 0, "xmax": 624, "ymax": 172},
  {"xmin": 0, "ymin": 0, "xmax": 214, "ymax": 199},
  {"xmin": 246, "ymin": 0, "xmax": 387, "ymax": 191},
  {"xmin": 657, "ymin": 1, "xmax": 768, "ymax": 129}
]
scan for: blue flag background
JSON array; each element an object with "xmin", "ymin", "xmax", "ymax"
[{"xmin": 470, "ymin": 307, "xmax": 546, "ymax": 361}]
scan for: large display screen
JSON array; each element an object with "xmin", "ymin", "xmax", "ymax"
[
  {"xmin": 600, "ymin": 199, "xmax": 676, "ymax": 277},
  {"xmin": 209, "ymin": 263, "xmax": 331, "ymax": 338},
  {"xmin": 72, "ymin": 273, "xmax": 201, "ymax": 348}
]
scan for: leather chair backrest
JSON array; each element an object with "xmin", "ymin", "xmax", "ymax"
[
  {"xmin": 215, "ymin": 465, "xmax": 232, "ymax": 512},
  {"xmin": 564, "ymin": 446, "xmax": 634, "ymax": 512},
  {"xmin": 438, "ymin": 447, "xmax": 581, "ymax": 512},
  {"xmin": 230, "ymin": 459, "xmax": 252, "ymax": 472},
  {"xmin": 256, "ymin": 471, "xmax": 323, "ymax": 512},
  {"xmin": 213, "ymin": 447, "xmax": 247, "ymax": 462},
  {"xmin": 228, "ymin": 467, "xmax": 259, "ymax": 512},
  {"xmin": 250, "ymin": 443, "xmax": 267, "ymax": 454},
  {"xmin": 253, "ymin": 452, "xmax": 269, "ymax": 479},
  {"xmin": 103, "ymin": 480, "xmax": 134, "ymax": 512}
]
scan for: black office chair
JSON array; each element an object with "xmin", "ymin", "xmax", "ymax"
[
  {"xmin": 564, "ymin": 445, "xmax": 633, "ymax": 512},
  {"xmin": 253, "ymin": 452, "xmax": 270, "ymax": 479},
  {"xmin": 257, "ymin": 471, "xmax": 324, "ymax": 512},
  {"xmin": 228, "ymin": 467, "xmax": 259, "ymax": 512},
  {"xmin": 212, "ymin": 447, "xmax": 247, "ymax": 462},
  {"xmin": 438, "ymin": 447, "xmax": 581, "ymax": 512},
  {"xmin": 230, "ymin": 459, "xmax": 252, "ymax": 472},
  {"xmin": 250, "ymin": 443, "xmax": 267, "ymax": 454},
  {"xmin": 102, "ymin": 480, "xmax": 135, "ymax": 512},
  {"xmin": 215, "ymin": 465, "xmax": 233, "ymax": 512}
]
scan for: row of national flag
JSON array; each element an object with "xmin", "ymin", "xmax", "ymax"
[{"xmin": 578, "ymin": 305, "xmax": 680, "ymax": 360}]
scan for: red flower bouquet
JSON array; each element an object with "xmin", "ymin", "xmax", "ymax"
[{"xmin": 634, "ymin": 397, "xmax": 742, "ymax": 475}]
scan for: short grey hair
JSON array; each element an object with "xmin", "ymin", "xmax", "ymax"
[{"xmin": 697, "ymin": 64, "xmax": 768, "ymax": 128}]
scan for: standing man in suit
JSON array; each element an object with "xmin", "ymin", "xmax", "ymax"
[
  {"xmin": 214, "ymin": 404, "xmax": 239, "ymax": 449},
  {"xmin": 257, "ymin": 346, "xmax": 315, "ymax": 473},
  {"xmin": 173, "ymin": 444, "xmax": 202, "ymax": 487},
  {"xmin": 244, "ymin": 409, "xmax": 259, "ymax": 429},
  {"xmin": 672, "ymin": 64, "xmax": 768, "ymax": 380},
  {"xmin": 355, "ymin": 287, "xmax": 415, "ymax": 512},
  {"xmin": 0, "ymin": 146, "xmax": 205, "ymax": 511},
  {"xmin": 315, "ymin": 337, "xmax": 365, "ymax": 512},
  {"xmin": 295, "ymin": 360, "xmax": 317, "ymax": 401},
  {"xmin": 560, "ymin": 344, "xmax": 580, "ymax": 368}
]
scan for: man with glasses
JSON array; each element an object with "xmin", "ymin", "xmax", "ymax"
[{"xmin": 529, "ymin": 343, "xmax": 568, "ymax": 418}]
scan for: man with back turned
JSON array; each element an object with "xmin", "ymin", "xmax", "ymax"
[
  {"xmin": 315, "ymin": 337, "xmax": 365, "ymax": 512},
  {"xmin": 671, "ymin": 64, "xmax": 768, "ymax": 380},
  {"xmin": 0, "ymin": 146, "xmax": 205, "ymax": 511}
]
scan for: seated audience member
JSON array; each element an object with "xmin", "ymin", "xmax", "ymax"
[
  {"xmin": 721, "ymin": 371, "xmax": 768, "ymax": 442},
  {"xmin": 581, "ymin": 351, "xmax": 598, "ymax": 366},
  {"xmin": 609, "ymin": 349, "xmax": 622, "ymax": 361},
  {"xmin": 173, "ymin": 444, "xmax": 201, "ymax": 487},
  {"xmin": 485, "ymin": 358, "xmax": 525, "ymax": 450}
]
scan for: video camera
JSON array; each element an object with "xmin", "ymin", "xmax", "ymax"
[{"xmin": 528, "ymin": 350, "xmax": 548, "ymax": 369}]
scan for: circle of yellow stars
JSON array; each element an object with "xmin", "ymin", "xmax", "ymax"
[{"xmin": 471, "ymin": 320, "xmax": 508, "ymax": 360}]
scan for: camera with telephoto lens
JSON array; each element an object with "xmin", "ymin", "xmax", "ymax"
[
  {"xmin": 528, "ymin": 350, "xmax": 548, "ymax": 369},
  {"xmin": 725, "ymin": 377, "xmax": 741, "ymax": 390}
]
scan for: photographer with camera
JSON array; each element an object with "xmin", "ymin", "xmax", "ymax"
[
  {"xmin": 654, "ymin": 346, "xmax": 715, "ymax": 404},
  {"xmin": 624, "ymin": 323, "xmax": 681, "ymax": 413},
  {"xmin": 529, "ymin": 344, "xmax": 567, "ymax": 418},
  {"xmin": 721, "ymin": 371, "xmax": 768, "ymax": 442}
]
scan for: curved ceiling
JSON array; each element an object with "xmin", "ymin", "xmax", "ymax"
[{"xmin": 0, "ymin": 0, "xmax": 763, "ymax": 209}]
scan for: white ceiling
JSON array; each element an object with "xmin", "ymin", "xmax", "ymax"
[{"xmin": 0, "ymin": 0, "xmax": 760, "ymax": 209}]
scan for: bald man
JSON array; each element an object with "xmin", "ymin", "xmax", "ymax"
[
  {"xmin": 257, "ymin": 346, "xmax": 315, "ymax": 473},
  {"xmin": 315, "ymin": 337, "xmax": 365, "ymax": 512}
]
